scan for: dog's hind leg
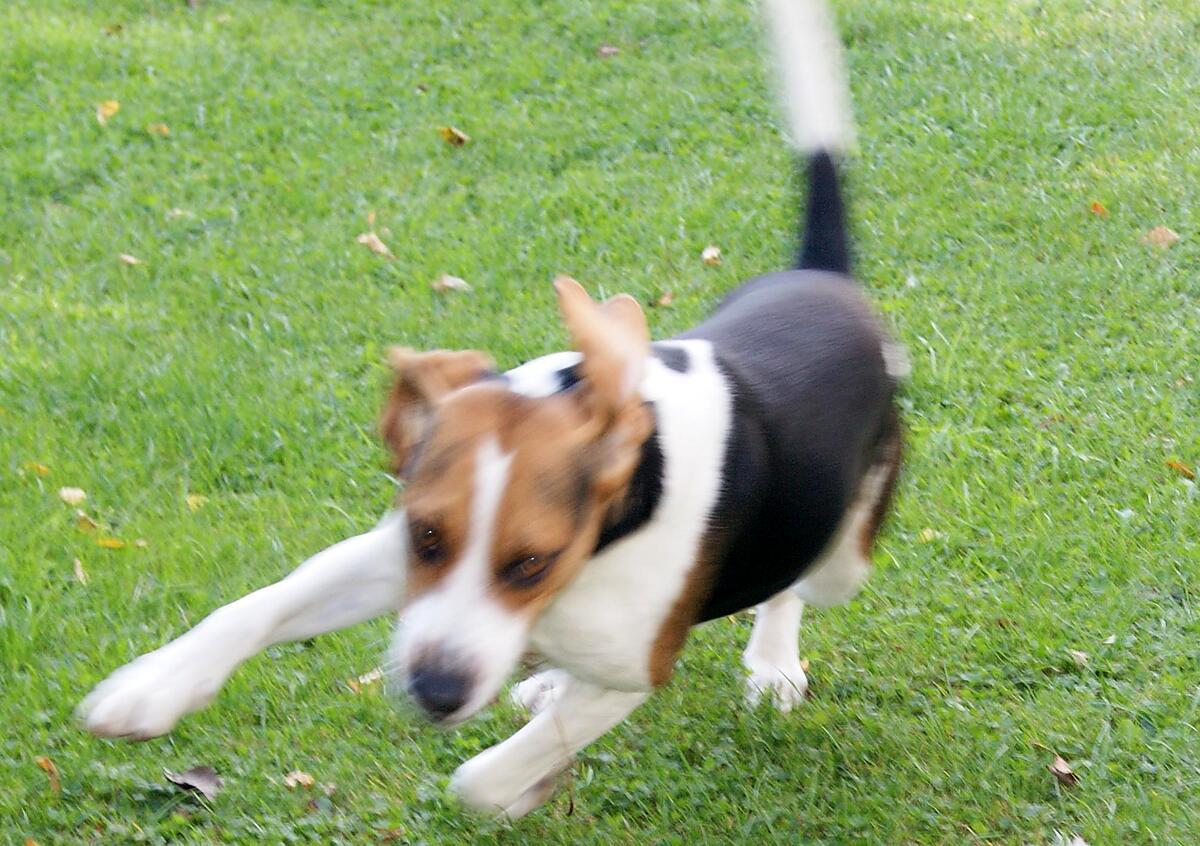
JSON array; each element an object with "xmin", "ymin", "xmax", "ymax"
[
  {"xmin": 79, "ymin": 510, "xmax": 408, "ymax": 740},
  {"xmin": 743, "ymin": 589, "xmax": 808, "ymax": 711}
]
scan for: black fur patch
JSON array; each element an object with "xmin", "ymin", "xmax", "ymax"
[
  {"xmin": 651, "ymin": 344, "xmax": 690, "ymax": 373},
  {"xmin": 594, "ymin": 420, "xmax": 664, "ymax": 554}
]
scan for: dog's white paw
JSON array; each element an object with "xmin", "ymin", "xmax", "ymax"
[
  {"xmin": 509, "ymin": 669, "xmax": 569, "ymax": 717},
  {"xmin": 744, "ymin": 661, "xmax": 808, "ymax": 713},
  {"xmin": 450, "ymin": 750, "xmax": 564, "ymax": 819},
  {"xmin": 77, "ymin": 643, "xmax": 227, "ymax": 739}
]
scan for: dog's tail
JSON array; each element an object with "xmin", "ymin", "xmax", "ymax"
[{"xmin": 762, "ymin": 0, "xmax": 853, "ymax": 275}]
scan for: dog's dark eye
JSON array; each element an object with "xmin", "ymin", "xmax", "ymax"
[
  {"xmin": 410, "ymin": 522, "xmax": 443, "ymax": 564},
  {"xmin": 499, "ymin": 553, "xmax": 555, "ymax": 588}
]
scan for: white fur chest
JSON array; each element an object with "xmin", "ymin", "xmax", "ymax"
[{"xmin": 527, "ymin": 341, "xmax": 732, "ymax": 690}]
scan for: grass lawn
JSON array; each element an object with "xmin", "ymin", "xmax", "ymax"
[{"xmin": 2, "ymin": 0, "xmax": 1198, "ymax": 842}]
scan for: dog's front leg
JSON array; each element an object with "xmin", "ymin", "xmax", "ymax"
[
  {"xmin": 451, "ymin": 673, "xmax": 647, "ymax": 819},
  {"xmin": 79, "ymin": 510, "xmax": 408, "ymax": 740}
]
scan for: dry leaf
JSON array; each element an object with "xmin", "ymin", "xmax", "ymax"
[
  {"xmin": 1068, "ymin": 649, "xmax": 1089, "ymax": 667},
  {"xmin": 96, "ymin": 99, "xmax": 120, "ymax": 126},
  {"xmin": 918, "ymin": 527, "xmax": 944, "ymax": 543},
  {"xmin": 1166, "ymin": 459, "xmax": 1195, "ymax": 480},
  {"xmin": 347, "ymin": 667, "xmax": 383, "ymax": 693},
  {"xmin": 58, "ymin": 487, "xmax": 87, "ymax": 506},
  {"xmin": 73, "ymin": 558, "xmax": 89, "ymax": 585},
  {"xmin": 1088, "ymin": 201, "xmax": 1108, "ymax": 218},
  {"xmin": 118, "ymin": 253, "xmax": 144, "ymax": 266},
  {"xmin": 25, "ymin": 839, "xmax": 40, "ymax": 846},
  {"xmin": 35, "ymin": 756, "xmax": 61, "ymax": 794},
  {"xmin": 432, "ymin": 273, "xmax": 470, "ymax": 293},
  {"xmin": 134, "ymin": 538, "xmax": 148, "ymax": 548},
  {"xmin": 356, "ymin": 231, "xmax": 392, "ymax": 258},
  {"xmin": 103, "ymin": 23, "xmax": 124, "ymax": 36},
  {"xmin": 1048, "ymin": 755, "xmax": 1079, "ymax": 787},
  {"xmin": 284, "ymin": 770, "xmax": 315, "ymax": 789},
  {"xmin": 25, "ymin": 461, "xmax": 51, "ymax": 476},
  {"xmin": 1141, "ymin": 226, "xmax": 1180, "ymax": 250},
  {"xmin": 367, "ymin": 210, "xmax": 377, "ymax": 227},
  {"xmin": 165, "ymin": 208, "xmax": 193, "ymax": 221},
  {"xmin": 651, "ymin": 291, "xmax": 674, "ymax": 308},
  {"xmin": 701, "ymin": 245, "xmax": 722, "ymax": 266},
  {"xmin": 437, "ymin": 125, "xmax": 470, "ymax": 146},
  {"xmin": 146, "ymin": 123, "xmax": 170, "ymax": 137},
  {"xmin": 596, "ymin": 44, "xmax": 620, "ymax": 58},
  {"xmin": 1103, "ymin": 634, "xmax": 1117, "ymax": 645},
  {"xmin": 185, "ymin": 493, "xmax": 208, "ymax": 512},
  {"xmin": 76, "ymin": 511, "xmax": 99, "ymax": 532},
  {"xmin": 97, "ymin": 537, "xmax": 125, "ymax": 550},
  {"xmin": 799, "ymin": 658, "xmax": 810, "ymax": 673},
  {"xmin": 165, "ymin": 766, "xmax": 222, "ymax": 801}
]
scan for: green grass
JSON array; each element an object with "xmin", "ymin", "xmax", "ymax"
[{"xmin": 2, "ymin": 0, "xmax": 1198, "ymax": 842}]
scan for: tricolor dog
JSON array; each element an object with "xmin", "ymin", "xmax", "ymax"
[{"xmin": 80, "ymin": 0, "xmax": 905, "ymax": 818}]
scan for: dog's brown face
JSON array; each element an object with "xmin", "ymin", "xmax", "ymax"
[{"xmin": 382, "ymin": 278, "xmax": 652, "ymax": 723}]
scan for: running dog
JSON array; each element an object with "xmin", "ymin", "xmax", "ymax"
[{"xmin": 80, "ymin": 0, "xmax": 905, "ymax": 818}]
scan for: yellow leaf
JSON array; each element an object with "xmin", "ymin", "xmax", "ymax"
[
  {"xmin": 146, "ymin": 122, "xmax": 170, "ymax": 137},
  {"xmin": 185, "ymin": 493, "xmax": 209, "ymax": 512},
  {"xmin": 97, "ymin": 537, "xmax": 125, "ymax": 549},
  {"xmin": 118, "ymin": 253, "xmax": 144, "ymax": 266},
  {"xmin": 76, "ymin": 511, "xmax": 99, "ymax": 532},
  {"xmin": 437, "ymin": 125, "xmax": 470, "ymax": 146},
  {"xmin": 73, "ymin": 558, "xmax": 89, "ymax": 585},
  {"xmin": 24, "ymin": 461, "xmax": 50, "ymax": 477},
  {"xmin": 58, "ymin": 486, "xmax": 87, "ymax": 506},
  {"xmin": 96, "ymin": 99, "xmax": 120, "ymax": 126},
  {"xmin": 35, "ymin": 756, "xmax": 61, "ymax": 794},
  {"xmin": 1166, "ymin": 459, "xmax": 1195, "ymax": 480},
  {"xmin": 701, "ymin": 245, "xmax": 722, "ymax": 266}
]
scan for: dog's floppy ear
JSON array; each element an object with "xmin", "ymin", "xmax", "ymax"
[
  {"xmin": 380, "ymin": 347, "xmax": 493, "ymax": 475},
  {"xmin": 554, "ymin": 275, "xmax": 650, "ymax": 419},
  {"xmin": 554, "ymin": 276, "xmax": 653, "ymax": 497}
]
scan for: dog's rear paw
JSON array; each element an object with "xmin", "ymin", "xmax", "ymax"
[
  {"xmin": 744, "ymin": 663, "xmax": 808, "ymax": 713},
  {"xmin": 509, "ymin": 669, "xmax": 569, "ymax": 717},
  {"xmin": 77, "ymin": 646, "xmax": 224, "ymax": 740}
]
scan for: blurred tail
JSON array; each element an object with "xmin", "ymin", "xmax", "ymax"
[{"xmin": 761, "ymin": 0, "xmax": 853, "ymax": 275}]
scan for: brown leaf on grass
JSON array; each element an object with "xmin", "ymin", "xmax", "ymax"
[
  {"xmin": 437, "ymin": 125, "xmax": 470, "ymax": 146},
  {"xmin": 1049, "ymin": 755, "xmax": 1079, "ymax": 787},
  {"xmin": 103, "ymin": 23, "xmax": 124, "ymax": 36},
  {"xmin": 650, "ymin": 290, "xmax": 674, "ymax": 308},
  {"xmin": 97, "ymin": 537, "xmax": 125, "ymax": 550},
  {"xmin": 799, "ymin": 658, "xmax": 810, "ymax": 673},
  {"xmin": 701, "ymin": 245, "xmax": 722, "ymax": 266},
  {"xmin": 432, "ymin": 273, "xmax": 470, "ymax": 293},
  {"xmin": 1166, "ymin": 459, "xmax": 1195, "ymax": 480},
  {"xmin": 1088, "ymin": 201, "xmax": 1108, "ymax": 218},
  {"xmin": 146, "ymin": 123, "xmax": 170, "ymax": 137},
  {"xmin": 165, "ymin": 766, "xmax": 222, "ymax": 801},
  {"xmin": 118, "ymin": 253, "xmax": 144, "ymax": 266},
  {"xmin": 356, "ymin": 231, "xmax": 392, "ymax": 258},
  {"xmin": 75, "ymin": 511, "xmax": 99, "ymax": 532},
  {"xmin": 367, "ymin": 210, "xmax": 377, "ymax": 227},
  {"xmin": 283, "ymin": 770, "xmax": 315, "ymax": 789},
  {"xmin": 1141, "ymin": 226, "xmax": 1180, "ymax": 250},
  {"xmin": 73, "ymin": 558, "xmax": 89, "ymax": 585},
  {"xmin": 25, "ymin": 838, "xmax": 40, "ymax": 846},
  {"xmin": 1067, "ymin": 649, "xmax": 1089, "ymax": 667},
  {"xmin": 35, "ymin": 756, "xmax": 61, "ymax": 794},
  {"xmin": 58, "ymin": 487, "xmax": 87, "ymax": 506},
  {"xmin": 596, "ymin": 44, "xmax": 620, "ymax": 58},
  {"xmin": 96, "ymin": 100, "xmax": 120, "ymax": 126},
  {"xmin": 25, "ymin": 461, "xmax": 51, "ymax": 476},
  {"xmin": 185, "ymin": 493, "xmax": 209, "ymax": 512}
]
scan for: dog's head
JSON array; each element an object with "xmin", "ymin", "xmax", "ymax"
[{"xmin": 383, "ymin": 277, "xmax": 653, "ymax": 724}]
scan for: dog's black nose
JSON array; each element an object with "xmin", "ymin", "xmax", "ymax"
[{"xmin": 407, "ymin": 665, "xmax": 470, "ymax": 719}]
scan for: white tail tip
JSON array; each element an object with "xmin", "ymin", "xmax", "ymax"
[{"xmin": 762, "ymin": 0, "xmax": 854, "ymax": 153}]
